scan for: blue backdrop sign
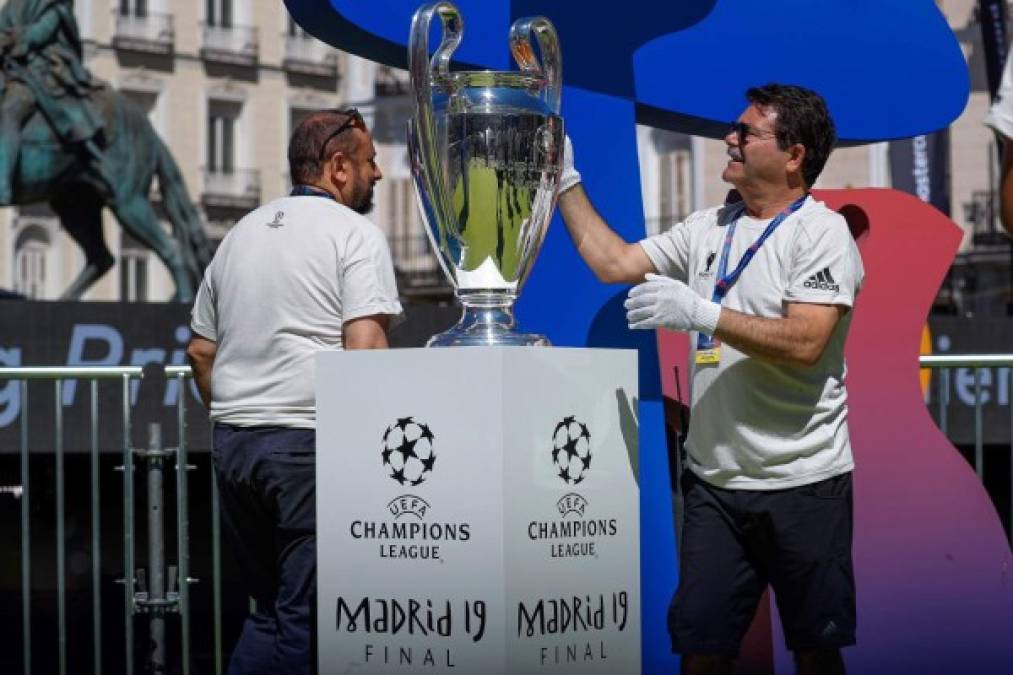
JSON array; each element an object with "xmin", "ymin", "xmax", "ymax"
[{"xmin": 284, "ymin": 2, "xmax": 970, "ymax": 672}]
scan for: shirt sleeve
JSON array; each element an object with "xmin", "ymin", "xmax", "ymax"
[
  {"xmin": 340, "ymin": 225, "xmax": 405, "ymax": 328},
  {"xmin": 638, "ymin": 213, "xmax": 698, "ymax": 283},
  {"xmin": 986, "ymin": 43, "xmax": 1013, "ymax": 138},
  {"xmin": 190, "ymin": 266, "xmax": 217, "ymax": 341},
  {"xmin": 784, "ymin": 210, "xmax": 864, "ymax": 308}
]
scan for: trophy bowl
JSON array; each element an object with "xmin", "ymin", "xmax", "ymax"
[{"xmin": 408, "ymin": 2, "xmax": 563, "ymax": 347}]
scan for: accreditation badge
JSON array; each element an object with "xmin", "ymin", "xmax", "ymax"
[{"xmin": 695, "ymin": 339, "xmax": 721, "ymax": 365}]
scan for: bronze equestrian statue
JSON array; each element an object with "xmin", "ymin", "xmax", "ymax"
[{"xmin": 0, "ymin": 0, "xmax": 211, "ymax": 301}]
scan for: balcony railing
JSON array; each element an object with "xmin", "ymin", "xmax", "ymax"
[
  {"xmin": 200, "ymin": 24, "xmax": 258, "ymax": 66},
  {"xmin": 201, "ymin": 168, "xmax": 261, "ymax": 210},
  {"xmin": 390, "ymin": 233, "xmax": 449, "ymax": 295},
  {"xmin": 283, "ymin": 35, "xmax": 338, "ymax": 77},
  {"xmin": 112, "ymin": 12, "xmax": 174, "ymax": 54}
]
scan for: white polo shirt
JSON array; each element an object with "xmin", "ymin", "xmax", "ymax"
[
  {"xmin": 191, "ymin": 195, "xmax": 404, "ymax": 428},
  {"xmin": 986, "ymin": 42, "xmax": 1013, "ymax": 138},
  {"xmin": 640, "ymin": 196, "xmax": 864, "ymax": 490}
]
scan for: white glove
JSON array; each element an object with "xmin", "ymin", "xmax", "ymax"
[
  {"xmin": 624, "ymin": 273, "xmax": 721, "ymax": 334},
  {"xmin": 559, "ymin": 134, "xmax": 582, "ymax": 193}
]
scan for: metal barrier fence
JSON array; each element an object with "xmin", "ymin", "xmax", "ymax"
[
  {"xmin": 0, "ymin": 365, "xmax": 219, "ymax": 675},
  {"xmin": 2, "ymin": 358, "xmax": 1010, "ymax": 672},
  {"xmin": 919, "ymin": 354, "xmax": 1013, "ymax": 545}
]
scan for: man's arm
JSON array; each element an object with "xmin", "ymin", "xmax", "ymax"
[
  {"xmin": 714, "ymin": 302, "xmax": 847, "ymax": 368},
  {"xmin": 344, "ymin": 315, "xmax": 390, "ymax": 350},
  {"xmin": 999, "ymin": 138, "xmax": 1013, "ymax": 236},
  {"xmin": 185, "ymin": 336, "xmax": 217, "ymax": 409},
  {"xmin": 625, "ymin": 275, "xmax": 846, "ymax": 367},
  {"xmin": 558, "ymin": 186, "xmax": 656, "ymax": 284}
]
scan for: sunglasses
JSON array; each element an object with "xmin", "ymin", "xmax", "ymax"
[
  {"xmin": 729, "ymin": 121, "xmax": 776, "ymax": 145},
  {"xmin": 318, "ymin": 108, "xmax": 364, "ymax": 161}
]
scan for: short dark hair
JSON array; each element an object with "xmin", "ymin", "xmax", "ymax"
[
  {"xmin": 746, "ymin": 84, "xmax": 836, "ymax": 188},
  {"xmin": 287, "ymin": 110, "xmax": 363, "ymax": 185}
]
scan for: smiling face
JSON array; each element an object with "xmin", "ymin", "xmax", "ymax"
[{"xmin": 721, "ymin": 103, "xmax": 791, "ymax": 192}]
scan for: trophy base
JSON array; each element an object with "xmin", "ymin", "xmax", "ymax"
[{"xmin": 426, "ymin": 293, "xmax": 550, "ymax": 347}]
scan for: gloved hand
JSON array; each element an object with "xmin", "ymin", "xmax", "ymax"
[
  {"xmin": 559, "ymin": 134, "xmax": 582, "ymax": 193},
  {"xmin": 625, "ymin": 273, "xmax": 722, "ymax": 334}
]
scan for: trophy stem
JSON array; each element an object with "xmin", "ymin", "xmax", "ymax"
[{"xmin": 426, "ymin": 290, "xmax": 550, "ymax": 347}]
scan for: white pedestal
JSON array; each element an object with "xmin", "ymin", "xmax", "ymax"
[{"xmin": 316, "ymin": 347, "xmax": 641, "ymax": 674}]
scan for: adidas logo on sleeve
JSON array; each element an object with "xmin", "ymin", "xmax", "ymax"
[{"xmin": 803, "ymin": 267, "xmax": 840, "ymax": 292}]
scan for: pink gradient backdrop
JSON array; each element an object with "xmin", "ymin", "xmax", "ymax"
[{"xmin": 659, "ymin": 189, "xmax": 1013, "ymax": 673}]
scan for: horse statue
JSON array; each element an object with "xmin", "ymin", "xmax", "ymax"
[
  {"xmin": 0, "ymin": 0, "xmax": 211, "ymax": 302},
  {"xmin": 5, "ymin": 89, "xmax": 213, "ymax": 302}
]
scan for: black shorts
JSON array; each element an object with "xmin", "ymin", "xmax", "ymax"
[{"xmin": 669, "ymin": 470, "xmax": 856, "ymax": 655}]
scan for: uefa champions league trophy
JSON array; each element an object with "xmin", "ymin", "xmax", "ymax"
[{"xmin": 408, "ymin": 2, "xmax": 564, "ymax": 346}]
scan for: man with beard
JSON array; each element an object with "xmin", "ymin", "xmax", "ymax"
[
  {"xmin": 187, "ymin": 108, "xmax": 402, "ymax": 674},
  {"xmin": 559, "ymin": 85, "xmax": 861, "ymax": 675}
]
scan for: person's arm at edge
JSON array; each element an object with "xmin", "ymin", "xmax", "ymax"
[
  {"xmin": 1000, "ymin": 137, "xmax": 1013, "ymax": 236},
  {"xmin": 344, "ymin": 315, "xmax": 390, "ymax": 350},
  {"xmin": 186, "ymin": 335, "xmax": 216, "ymax": 409},
  {"xmin": 713, "ymin": 301, "xmax": 846, "ymax": 368},
  {"xmin": 557, "ymin": 185, "xmax": 655, "ymax": 284}
]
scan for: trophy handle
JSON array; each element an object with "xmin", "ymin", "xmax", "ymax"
[
  {"xmin": 408, "ymin": 2, "xmax": 462, "ymax": 260},
  {"xmin": 509, "ymin": 16, "xmax": 562, "ymax": 115}
]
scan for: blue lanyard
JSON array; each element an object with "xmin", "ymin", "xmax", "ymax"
[
  {"xmin": 711, "ymin": 194, "xmax": 808, "ymax": 303},
  {"xmin": 698, "ymin": 194, "xmax": 808, "ymax": 349},
  {"xmin": 290, "ymin": 184, "xmax": 337, "ymax": 202}
]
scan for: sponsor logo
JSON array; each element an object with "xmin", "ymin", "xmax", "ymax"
[
  {"xmin": 266, "ymin": 211, "xmax": 285, "ymax": 227},
  {"xmin": 803, "ymin": 266, "xmax": 840, "ymax": 292},
  {"xmin": 698, "ymin": 251, "xmax": 717, "ymax": 279},
  {"xmin": 348, "ymin": 417, "xmax": 466, "ymax": 562},
  {"xmin": 528, "ymin": 418, "xmax": 619, "ymax": 559}
]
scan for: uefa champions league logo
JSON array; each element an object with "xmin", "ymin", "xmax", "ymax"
[
  {"xmin": 551, "ymin": 415, "xmax": 592, "ymax": 485},
  {"xmin": 381, "ymin": 416, "xmax": 437, "ymax": 486}
]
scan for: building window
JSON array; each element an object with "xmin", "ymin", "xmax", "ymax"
[
  {"xmin": 387, "ymin": 175, "xmax": 438, "ymax": 282},
  {"xmin": 207, "ymin": 100, "xmax": 238, "ymax": 175},
  {"xmin": 119, "ymin": 234, "xmax": 149, "ymax": 302},
  {"xmin": 287, "ymin": 16, "xmax": 306, "ymax": 38},
  {"xmin": 388, "ymin": 178, "xmax": 420, "ymax": 244},
  {"xmin": 120, "ymin": 0, "xmax": 148, "ymax": 17},
  {"xmin": 206, "ymin": 0, "xmax": 232, "ymax": 27},
  {"xmin": 13, "ymin": 224, "xmax": 50, "ymax": 299},
  {"xmin": 658, "ymin": 147, "xmax": 692, "ymax": 231}
]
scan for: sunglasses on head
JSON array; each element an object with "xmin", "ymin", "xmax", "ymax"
[{"xmin": 318, "ymin": 108, "xmax": 364, "ymax": 161}]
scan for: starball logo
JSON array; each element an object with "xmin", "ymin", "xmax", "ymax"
[
  {"xmin": 381, "ymin": 416, "xmax": 436, "ymax": 486},
  {"xmin": 551, "ymin": 415, "xmax": 592, "ymax": 485},
  {"xmin": 527, "ymin": 416, "xmax": 619, "ymax": 559},
  {"xmin": 349, "ymin": 416, "xmax": 470, "ymax": 562}
]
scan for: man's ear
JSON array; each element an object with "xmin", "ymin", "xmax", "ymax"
[
  {"xmin": 328, "ymin": 151, "xmax": 349, "ymax": 185},
  {"xmin": 786, "ymin": 143, "xmax": 806, "ymax": 176}
]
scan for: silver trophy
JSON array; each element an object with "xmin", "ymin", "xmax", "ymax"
[{"xmin": 408, "ymin": 2, "xmax": 563, "ymax": 346}]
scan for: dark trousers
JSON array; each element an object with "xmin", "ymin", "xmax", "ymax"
[{"xmin": 212, "ymin": 423, "xmax": 317, "ymax": 675}]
